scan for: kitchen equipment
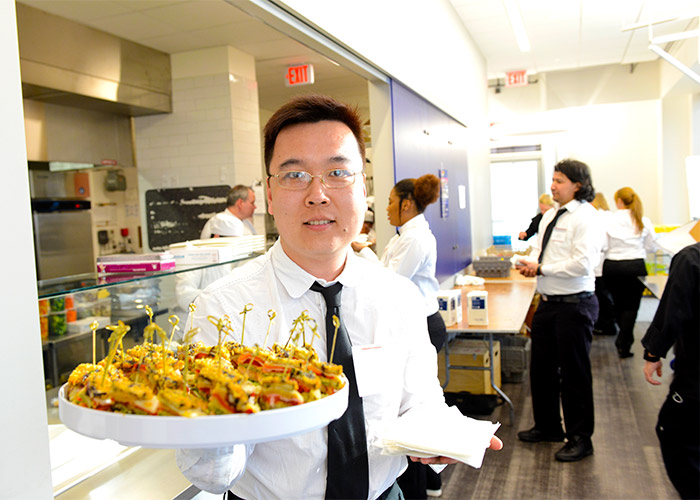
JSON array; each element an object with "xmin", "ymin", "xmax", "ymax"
[{"xmin": 32, "ymin": 199, "xmax": 95, "ymax": 280}]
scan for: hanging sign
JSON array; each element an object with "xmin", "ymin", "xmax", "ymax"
[
  {"xmin": 505, "ymin": 70, "xmax": 528, "ymax": 87},
  {"xmin": 285, "ymin": 64, "xmax": 315, "ymax": 87},
  {"xmin": 439, "ymin": 168, "xmax": 449, "ymax": 218}
]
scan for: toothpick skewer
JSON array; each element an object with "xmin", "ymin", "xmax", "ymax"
[
  {"xmin": 90, "ymin": 320, "xmax": 99, "ymax": 365},
  {"xmin": 239, "ymin": 304, "xmax": 253, "ymax": 346},
  {"xmin": 264, "ymin": 310, "xmax": 276, "ymax": 349},
  {"xmin": 167, "ymin": 315, "xmax": 180, "ymax": 352},
  {"xmin": 329, "ymin": 315, "xmax": 340, "ymax": 364}
]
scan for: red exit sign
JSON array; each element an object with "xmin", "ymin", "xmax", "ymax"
[
  {"xmin": 285, "ymin": 64, "xmax": 315, "ymax": 87},
  {"xmin": 505, "ymin": 70, "xmax": 528, "ymax": 87}
]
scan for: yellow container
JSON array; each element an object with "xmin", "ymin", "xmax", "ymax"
[{"xmin": 438, "ymin": 339, "xmax": 501, "ymax": 395}]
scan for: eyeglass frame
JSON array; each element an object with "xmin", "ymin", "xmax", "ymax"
[{"xmin": 267, "ymin": 168, "xmax": 365, "ymax": 190}]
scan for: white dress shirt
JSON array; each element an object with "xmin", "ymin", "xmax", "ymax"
[
  {"xmin": 533, "ymin": 199, "xmax": 601, "ymax": 295},
  {"xmin": 176, "ymin": 240, "xmax": 447, "ymax": 500},
  {"xmin": 358, "ymin": 214, "xmax": 439, "ymax": 316},
  {"xmin": 200, "ymin": 210, "xmax": 256, "ymax": 239},
  {"xmin": 174, "ymin": 263, "xmax": 233, "ymax": 312},
  {"xmin": 604, "ymin": 209, "xmax": 658, "ymax": 260}
]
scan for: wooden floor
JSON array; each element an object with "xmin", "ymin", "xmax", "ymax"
[{"xmin": 441, "ymin": 297, "xmax": 680, "ymax": 500}]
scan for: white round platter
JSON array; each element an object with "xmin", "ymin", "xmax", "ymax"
[{"xmin": 58, "ymin": 376, "xmax": 348, "ymax": 448}]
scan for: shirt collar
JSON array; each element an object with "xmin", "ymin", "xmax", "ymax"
[
  {"xmin": 557, "ymin": 198, "xmax": 583, "ymax": 213},
  {"xmin": 398, "ymin": 213, "xmax": 427, "ymax": 235},
  {"xmin": 270, "ymin": 240, "xmax": 361, "ymax": 299}
]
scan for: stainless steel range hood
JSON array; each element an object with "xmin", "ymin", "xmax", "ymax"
[{"xmin": 17, "ymin": 3, "xmax": 171, "ymax": 117}]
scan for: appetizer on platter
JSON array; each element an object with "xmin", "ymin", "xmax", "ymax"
[{"xmin": 64, "ymin": 306, "xmax": 346, "ymax": 417}]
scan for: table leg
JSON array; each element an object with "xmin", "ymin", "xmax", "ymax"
[{"xmin": 487, "ymin": 332, "xmax": 514, "ymax": 425}]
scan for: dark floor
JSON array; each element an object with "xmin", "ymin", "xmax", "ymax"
[{"xmin": 440, "ymin": 297, "xmax": 679, "ymax": 500}]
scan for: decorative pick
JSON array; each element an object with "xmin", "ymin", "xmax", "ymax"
[
  {"xmin": 89, "ymin": 320, "xmax": 99, "ymax": 365},
  {"xmin": 167, "ymin": 315, "xmax": 180, "ymax": 352},
  {"xmin": 145, "ymin": 304, "xmax": 154, "ymax": 324},
  {"xmin": 264, "ymin": 310, "xmax": 276, "ymax": 349},
  {"xmin": 102, "ymin": 321, "xmax": 130, "ymax": 385},
  {"xmin": 307, "ymin": 318, "xmax": 320, "ymax": 350},
  {"xmin": 329, "ymin": 315, "xmax": 340, "ymax": 364},
  {"xmin": 239, "ymin": 303, "xmax": 253, "ymax": 346},
  {"xmin": 182, "ymin": 326, "xmax": 200, "ymax": 382},
  {"xmin": 187, "ymin": 302, "xmax": 196, "ymax": 335}
]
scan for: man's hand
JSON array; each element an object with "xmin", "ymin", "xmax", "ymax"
[
  {"xmin": 408, "ymin": 436, "xmax": 503, "ymax": 464},
  {"xmin": 515, "ymin": 259, "xmax": 538, "ymax": 278},
  {"xmin": 644, "ymin": 360, "xmax": 663, "ymax": 385},
  {"xmin": 518, "ymin": 231, "xmax": 527, "ymax": 240},
  {"xmin": 351, "ymin": 241, "xmax": 370, "ymax": 252}
]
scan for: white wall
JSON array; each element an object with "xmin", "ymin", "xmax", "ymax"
[
  {"xmin": 489, "ymin": 54, "xmax": 700, "ymax": 226},
  {"xmin": 278, "ymin": 0, "xmax": 494, "ymax": 254},
  {"xmin": 134, "ymin": 46, "xmax": 265, "ymax": 248},
  {"xmin": 0, "ymin": 2, "xmax": 53, "ymax": 498}
]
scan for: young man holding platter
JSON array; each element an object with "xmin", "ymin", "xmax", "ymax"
[{"xmin": 176, "ymin": 95, "xmax": 501, "ymax": 500}]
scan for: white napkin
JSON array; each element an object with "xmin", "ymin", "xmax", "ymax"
[
  {"xmin": 455, "ymin": 275, "xmax": 485, "ymax": 286},
  {"xmin": 377, "ymin": 406, "xmax": 500, "ymax": 469}
]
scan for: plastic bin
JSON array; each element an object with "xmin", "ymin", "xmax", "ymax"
[
  {"xmin": 473, "ymin": 256, "xmax": 511, "ymax": 278},
  {"xmin": 495, "ymin": 334, "xmax": 531, "ymax": 383}
]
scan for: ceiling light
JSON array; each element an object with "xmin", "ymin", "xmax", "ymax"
[
  {"xmin": 503, "ymin": 0, "xmax": 531, "ymax": 52},
  {"xmin": 649, "ymin": 44, "xmax": 700, "ymax": 85}
]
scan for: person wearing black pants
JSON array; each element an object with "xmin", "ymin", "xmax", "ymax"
[
  {"xmin": 642, "ymin": 241, "xmax": 699, "ymax": 500},
  {"xmin": 515, "ymin": 159, "xmax": 602, "ymax": 462},
  {"xmin": 353, "ymin": 174, "xmax": 447, "ymax": 498},
  {"xmin": 602, "ymin": 187, "xmax": 659, "ymax": 358}
]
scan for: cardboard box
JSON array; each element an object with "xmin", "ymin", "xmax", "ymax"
[
  {"xmin": 169, "ymin": 246, "xmax": 236, "ymax": 265},
  {"xmin": 438, "ymin": 339, "xmax": 501, "ymax": 395}
]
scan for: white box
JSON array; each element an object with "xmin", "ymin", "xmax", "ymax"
[
  {"xmin": 169, "ymin": 246, "xmax": 236, "ymax": 265},
  {"xmin": 467, "ymin": 290, "xmax": 488, "ymax": 326},
  {"xmin": 437, "ymin": 289, "xmax": 462, "ymax": 326}
]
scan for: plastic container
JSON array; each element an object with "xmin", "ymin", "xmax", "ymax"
[
  {"xmin": 494, "ymin": 335, "xmax": 531, "ymax": 383},
  {"xmin": 473, "ymin": 256, "xmax": 511, "ymax": 278},
  {"xmin": 493, "ymin": 235, "xmax": 512, "ymax": 245},
  {"xmin": 39, "ymin": 316, "xmax": 49, "ymax": 340},
  {"xmin": 49, "ymin": 312, "xmax": 68, "ymax": 336}
]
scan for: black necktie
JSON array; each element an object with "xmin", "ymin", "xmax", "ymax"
[
  {"xmin": 538, "ymin": 208, "xmax": 567, "ymax": 263},
  {"xmin": 310, "ymin": 281, "xmax": 369, "ymax": 500}
]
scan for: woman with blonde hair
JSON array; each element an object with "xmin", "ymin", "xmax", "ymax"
[
  {"xmin": 603, "ymin": 187, "xmax": 659, "ymax": 358},
  {"xmin": 519, "ymin": 193, "xmax": 554, "ymax": 241}
]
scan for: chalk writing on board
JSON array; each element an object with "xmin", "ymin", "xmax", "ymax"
[{"xmin": 146, "ymin": 186, "xmax": 230, "ymax": 251}]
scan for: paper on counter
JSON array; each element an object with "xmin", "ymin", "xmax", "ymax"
[
  {"xmin": 455, "ymin": 275, "xmax": 485, "ymax": 286},
  {"xmin": 376, "ymin": 406, "xmax": 500, "ymax": 469}
]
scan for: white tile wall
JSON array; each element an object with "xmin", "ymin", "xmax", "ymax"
[{"xmin": 133, "ymin": 58, "xmax": 264, "ymax": 249}]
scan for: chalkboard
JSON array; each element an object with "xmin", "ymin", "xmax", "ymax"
[{"xmin": 145, "ymin": 185, "xmax": 230, "ymax": 250}]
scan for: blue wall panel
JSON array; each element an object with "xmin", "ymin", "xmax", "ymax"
[{"xmin": 389, "ymin": 80, "xmax": 472, "ymax": 281}]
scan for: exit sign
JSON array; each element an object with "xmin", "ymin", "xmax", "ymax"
[
  {"xmin": 285, "ymin": 64, "xmax": 315, "ymax": 87},
  {"xmin": 505, "ymin": 70, "xmax": 528, "ymax": 87}
]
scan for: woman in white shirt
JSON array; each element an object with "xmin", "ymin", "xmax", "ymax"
[
  {"xmin": 354, "ymin": 174, "xmax": 446, "ymax": 352},
  {"xmin": 354, "ymin": 173, "xmax": 445, "ymax": 499},
  {"xmin": 603, "ymin": 187, "xmax": 658, "ymax": 358}
]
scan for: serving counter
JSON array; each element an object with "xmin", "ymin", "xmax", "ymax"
[{"xmin": 445, "ymin": 268, "xmax": 537, "ymax": 424}]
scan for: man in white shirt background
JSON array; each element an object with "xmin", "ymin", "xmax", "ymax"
[
  {"xmin": 175, "ymin": 95, "xmax": 502, "ymax": 500},
  {"xmin": 516, "ymin": 159, "xmax": 601, "ymax": 463},
  {"xmin": 200, "ymin": 184, "xmax": 257, "ymax": 238}
]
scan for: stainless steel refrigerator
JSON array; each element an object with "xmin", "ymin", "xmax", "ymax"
[{"xmin": 32, "ymin": 199, "xmax": 94, "ymax": 280}]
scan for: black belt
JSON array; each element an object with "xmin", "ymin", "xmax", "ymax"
[{"xmin": 541, "ymin": 291, "xmax": 593, "ymax": 303}]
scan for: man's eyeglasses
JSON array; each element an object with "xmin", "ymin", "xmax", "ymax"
[{"xmin": 268, "ymin": 169, "xmax": 363, "ymax": 190}]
